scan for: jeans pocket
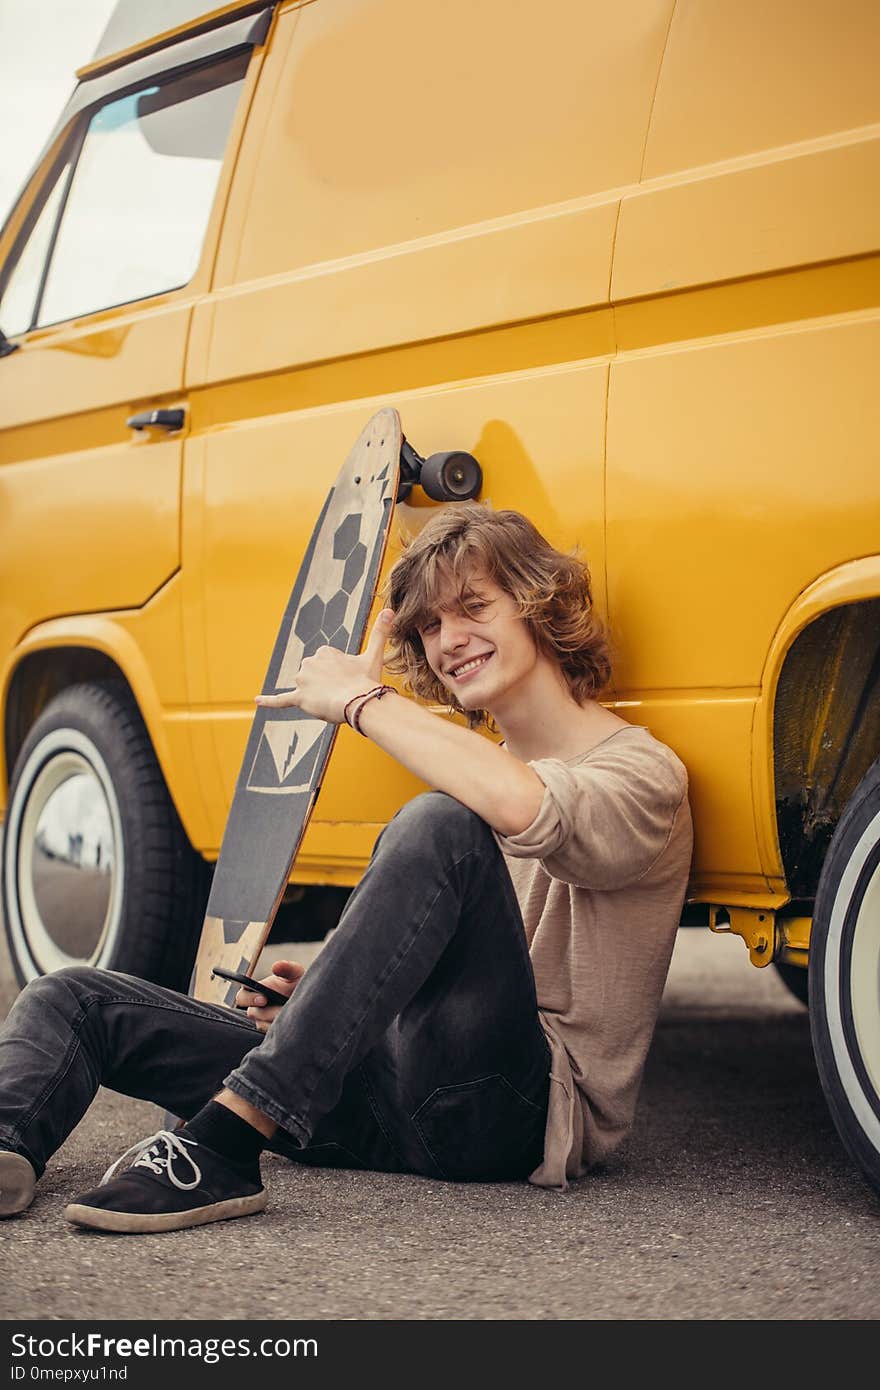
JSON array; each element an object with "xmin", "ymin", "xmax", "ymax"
[{"xmin": 412, "ymin": 1073, "xmax": 547, "ymax": 1182}]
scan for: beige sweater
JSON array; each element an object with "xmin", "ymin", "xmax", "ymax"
[{"xmin": 493, "ymin": 724, "xmax": 693, "ymax": 1189}]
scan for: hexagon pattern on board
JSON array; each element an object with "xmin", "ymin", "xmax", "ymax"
[
  {"xmin": 333, "ymin": 513, "xmax": 361, "ymax": 561},
  {"xmin": 288, "ymin": 511, "xmax": 367, "ymax": 663},
  {"xmin": 276, "ymin": 453, "xmax": 396, "ymax": 692}
]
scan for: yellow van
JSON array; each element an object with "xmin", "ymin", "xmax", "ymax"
[{"xmin": 1, "ymin": 0, "xmax": 879, "ymax": 1193}]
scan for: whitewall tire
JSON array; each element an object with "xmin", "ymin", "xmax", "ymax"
[
  {"xmin": 2, "ymin": 682, "xmax": 209, "ymax": 990},
  {"xmin": 809, "ymin": 757, "xmax": 880, "ymax": 1198}
]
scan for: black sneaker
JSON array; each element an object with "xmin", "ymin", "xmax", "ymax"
[
  {"xmin": 0, "ymin": 1150, "xmax": 36, "ymax": 1218},
  {"xmin": 64, "ymin": 1128, "xmax": 266, "ymax": 1234}
]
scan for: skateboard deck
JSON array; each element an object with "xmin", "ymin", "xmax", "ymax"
[{"xmin": 191, "ymin": 408, "xmax": 402, "ymax": 1007}]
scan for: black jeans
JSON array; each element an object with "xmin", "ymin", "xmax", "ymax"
[{"xmin": 0, "ymin": 793, "xmax": 550, "ymax": 1184}]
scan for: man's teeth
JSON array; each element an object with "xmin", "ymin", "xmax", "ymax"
[{"xmin": 452, "ymin": 655, "xmax": 491, "ymax": 677}]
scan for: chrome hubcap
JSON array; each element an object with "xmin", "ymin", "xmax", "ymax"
[{"xmin": 6, "ymin": 734, "xmax": 125, "ymax": 976}]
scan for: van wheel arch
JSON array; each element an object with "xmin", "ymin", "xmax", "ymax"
[
  {"xmin": 773, "ymin": 599, "xmax": 880, "ymax": 902},
  {"xmin": 5, "ymin": 646, "xmax": 125, "ymax": 790}
]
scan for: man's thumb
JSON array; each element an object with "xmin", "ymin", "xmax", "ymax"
[
  {"xmin": 367, "ymin": 609, "xmax": 394, "ymax": 662},
  {"xmin": 273, "ymin": 960, "xmax": 306, "ymax": 981}
]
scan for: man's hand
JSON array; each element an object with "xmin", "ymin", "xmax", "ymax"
[
  {"xmin": 255, "ymin": 609, "xmax": 394, "ymax": 724},
  {"xmin": 235, "ymin": 959, "xmax": 306, "ymax": 1034}
]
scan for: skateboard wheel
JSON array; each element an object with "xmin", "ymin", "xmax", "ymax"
[{"xmin": 419, "ymin": 450, "xmax": 483, "ymax": 502}]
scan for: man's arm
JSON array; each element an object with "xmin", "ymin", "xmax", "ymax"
[
  {"xmin": 257, "ymin": 610, "xmax": 544, "ymax": 836},
  {"xmin": 354, "ymin": 689, "xmax": 544, "ymax": 836}
]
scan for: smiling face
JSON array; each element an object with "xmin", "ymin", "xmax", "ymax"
[
  {"xmin": 385, "ymin": 503, "xmax": 611, "ymax": 730},
  {"xmin": 417, "ymin": 573, "xmax": 544, "ymax": 716}
]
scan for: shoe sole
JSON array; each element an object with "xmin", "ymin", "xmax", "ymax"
[
  {"xmin": 63, "ymin": 1189, "xmax": 267, "ymax": 1234},
  {"xmin": 0, "ymin": 1152, "xmax": 36, "ymax": 1218}
]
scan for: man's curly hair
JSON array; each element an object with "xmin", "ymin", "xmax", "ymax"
[{"xmin": 383, "ymin": 503, "xmax": 612, "ymax": 729}]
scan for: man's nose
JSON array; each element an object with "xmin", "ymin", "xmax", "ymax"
[{"xmin": 439, "ymin": 614, "xmax": 470, "ymax": 650}]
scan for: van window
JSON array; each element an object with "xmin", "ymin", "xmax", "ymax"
[
  {"xmin": 1, "ymin": 52, "xmax": 248, "ymax": 333},
  {"xmin": 0, "ymin": 165, "xmax": 71, "ymax": 338}
]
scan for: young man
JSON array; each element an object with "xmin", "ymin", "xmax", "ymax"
[{"xmin": 0, "ymin": 505, "xmax": 692, "ymax": 1232}]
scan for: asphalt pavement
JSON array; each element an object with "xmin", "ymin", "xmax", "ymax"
[{"xmin": 0, "ymin": 925, "xmax": 877, "ymax": 1321}]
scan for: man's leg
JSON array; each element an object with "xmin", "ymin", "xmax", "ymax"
[
  {"xmin": 62, "ymin": 792, "xmax": 549, "ymax": 1229},
  {"xmin": 0, "ymin": 967, "xmax": 262, "ymax": 1213},
  {"xmin": 222, "ymin": 791, "xmax": 550, "ymax": 1181}
]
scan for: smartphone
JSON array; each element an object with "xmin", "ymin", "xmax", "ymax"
[{"xmin": 211, "ymin": 966, "xmax": 289, "ymax": 1008}]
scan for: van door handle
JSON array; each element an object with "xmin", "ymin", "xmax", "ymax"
[{"xmin": 126, "ymin": 408, "xmax": 185, "ymax": 432}]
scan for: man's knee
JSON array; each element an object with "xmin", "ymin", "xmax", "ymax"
[
  {"xmin": 382, "ymin": 791, "xmax": 495, "ymax": 856},
  {"xmin": 18, "ymin": 965, "xmax": 109, "ymax": 1011}
]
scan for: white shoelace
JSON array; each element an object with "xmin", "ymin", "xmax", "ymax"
[{"xmin": 100, "ymin": 1130, "xmax": 202, "ymax": 1191}]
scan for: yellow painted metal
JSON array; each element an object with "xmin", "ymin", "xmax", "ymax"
[
  {"xmin": 781, "ymin": 950, "xmax": 809, "ymax": 970},
  {"xmin": 198, "ymin": 202, "xmax": 620, "ymax": 389},
  {"xmin": 0, "ymin": 576, "xmax": 211, "ymax": 850},
  {"xmin": 709, "ymin": 910, "xmax": 810, "ymax": 969},
  {"xmin": 778, "ymin": 917, "xmax": 811, "ymax": 969},
  {"xmin": 614, "ymin": 135, "xmax": 880, "ymax": 302},
  {"xmin": 709, "ymin": 907, "xmax": 776, "ymax": 968},
  {"xmin": 0, "ymin": 427, "xmax": 181, "ymax": 655},
  {"xmin": 191, "ymin": 307, "xmax": 617, "ymax": 425},
  {"xmin": 606, "ymin": 314, "xmax": 880, "ymax": 920},
  {"xmin": 615, "ymin": 256, "xmax": 880, "ymax": 355},
  {"xmin": 212, "ymin": 0, "xmax": 674, "ymax": 288},
  {"xmin": 606, "ymin": 320, "xmax": 880, "ymax": 694},
  {"xmin": 1, "ymin": 0, "xmax": 879, "ymax": 974},
  {"xmin": 612, "ymin": 692, "xmax": 771, "ymax": 899},
  {"xmin": 642, "ymin": 0, "xmax": 880, "ymax": 177}
]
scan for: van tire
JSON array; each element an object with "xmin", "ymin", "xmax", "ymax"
[
  {"xmin": 809, "ymin": 756, "xmax": 880, "ymax": 1198},
  {"xmin": 2, "ymin": 681, "xmax": 210, "ymax": 991}
]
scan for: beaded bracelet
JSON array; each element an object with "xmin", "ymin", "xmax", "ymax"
[{"xmin": 346, "ymin": 684, "xmax": 395, "ymax": 736}]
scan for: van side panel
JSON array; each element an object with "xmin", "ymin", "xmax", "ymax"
[
  {"xmin": 200, "ymin": 0, "xmax": 676, "ymax": 383},
  {"xmin": 606, "ymin": 0, "xmax": 880, "ymax": 898},
  {"xmin": 222, "ymin": 0, "xmax": 675, "ymax": 280},
  {"xmin": 608, "ymin": 321, "xmax": 880, "ymax": 691},
  {"xmin": 613, "ymin": 141, "xmax": 880, "ymax": 302},
  {"xmin": 641, "ymin": 0, "xmax": 880, "ymax": 176},
  {"xmin": 0, "ymin": 432, "xmax": 180, "ymax": 619},
  {"xmin": 1, "ymin": 574, "xmax": 212, "ymax": 851},
  {"xmin": 185, "ymin": 0, "xmax": 674, "ymax": 863},
  {"xmin": 0, "ymin": 309, "xmax": 186, "ymax": 763},
  {"xmin": 0, "ymin": 299, "xmax": 188, "ymax": 635}
]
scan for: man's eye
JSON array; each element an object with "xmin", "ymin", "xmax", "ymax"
[{"xmin": 421, "ymin": 619, "xmax": 440, "ymax": 635}]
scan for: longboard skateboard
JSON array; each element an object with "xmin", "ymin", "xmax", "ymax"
[{"xmin": 190, "ymin": 408, "xmax": 402, "ymax": 1007}]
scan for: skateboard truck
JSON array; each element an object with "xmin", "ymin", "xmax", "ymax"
[{"xmin": 397, "ymin": 438, "xmax": 483, "ymax": 503}]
